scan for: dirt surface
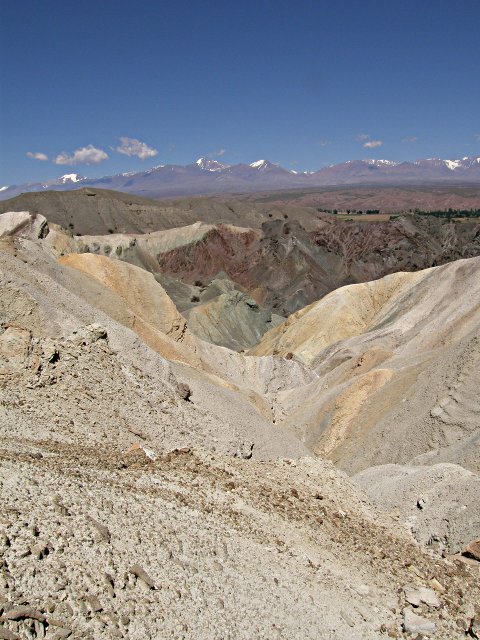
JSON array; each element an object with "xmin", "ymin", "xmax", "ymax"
[
  {"xmin": 2, "ymin": 441, "xmax": 479, "ymax": 639},
  {"xmin": 47, "ymin": 206, "xmax": 480, "ymax": 323},
  {"xmin": 250, "ymin": 258, "xmax": 480, "ymax": 476},
  {"xmin": 1, "ymin": 211, "xmax": 479, "ymax": 639},
  {"xmin": 354, "ymin": 463, "xmax": 480, "ymax": 554},
  {"xmin": 238, "ymin": 184, "xmax": 480, "ymax": 213},
  {"xmin": 0, "ymin": 189, "xmax": 322, "ymax": 235}
]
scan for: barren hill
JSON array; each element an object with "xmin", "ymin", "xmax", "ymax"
[
  {"xmin": 80, "ymin": 213, "xmax": 480, "ymax": 322},
  {"xmin": 0, "ymin": 188, "xmax": 321, "ymax": 235},
  {"xmin": 12, "ymin": 188, "xmax": 479, "ymax": 324},
  {"xmin": 250, "ymin": 258, "xmax": 480, "ymax": 477},
  {"xmin": 0, "ymin": 211, "xmax": 479, "ymax": 639}
]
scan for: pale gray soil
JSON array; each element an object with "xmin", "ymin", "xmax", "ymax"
[
  {"xmin": 2, "ymin": 447, "xmax": 479, "ymax": 639},
  {"xmin": 354, "ymin": 463, "xmax": 480, "ymax": 554},
  {"xmin": 0, "ymin": 212, "xmax": 479, "ymax": 639}
]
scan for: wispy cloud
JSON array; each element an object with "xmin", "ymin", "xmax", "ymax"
[
  {"xmin": 115, "ymin": 137, "xmax": 158, "ymax": 160},
  {"xmin": 318, "ymin": 139, "xmax": 330, "ymax": 147},
  {"xmin": 212, "ymin": 148, "xmax": 226, "ymax": 157},
  {"xmin": 475, "ymin": 133, "xmax": 480, "ymax": 141},
  {"xmin": 357, "ymin": 133, "xmax": 383, "ymax": 148},
  {"xmin": 26, "ymin": 151, "xmax": 48, "ymax": 161},
  {"xmin": 402, "ymin": 136, "xmax": 418, "ymax": 143},
  {"xmin": 363, "ymin": 140, "xmax": 383, "ymax": 148},
  {"xmin": 55, "ymin": 145, "xmax": 109, "ymax": 165}
]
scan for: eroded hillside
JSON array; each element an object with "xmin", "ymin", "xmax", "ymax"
[
  {"xmin": 3, "ymin": 190, "xmax": 480, "ymax": 317},
  {"xmin": 0, "ymin": 210, "xmax": 479, "ymax": 639}
]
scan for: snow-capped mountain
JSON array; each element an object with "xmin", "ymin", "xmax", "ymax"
[
  {"xmin": 457, "ymin": 156, "xmax": 480, "ymax": 169},
  {"xmin": 40, "ymin": 174, "xmax": 86, "ymax": 189},
  {"xmin": 364, "ymin": 159, "xmax": 399, "ymax": 167},
  {"xmin": 414, "ymin": 157, "xmax": 480, "ymax": 171},
  {"xmin": 58, "ymin": 173, "xmax": 84, "ymax": 184},
  {"xmin": 249, "ymin": 159, "xmax": 277, "ymax": 170},
  {"xmin": 195, "ymin": 158, "xmax": 229, "ymax": 172},
  {"xmin": 1, "ymin": 156, "xmax": 479, "ymax": 201}
]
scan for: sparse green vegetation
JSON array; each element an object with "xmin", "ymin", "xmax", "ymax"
[
  {"xmin": 318, "ymin": 208, "xmax": 381, "ymax": 215},
  {"xmin": 335, "ymin": 213, "xmax": 392, "ymax": 222},
  {"xmin": 416, "ymin": 208, "xmax": 480, "ymax": 220}
]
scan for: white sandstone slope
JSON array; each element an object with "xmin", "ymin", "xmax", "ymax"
[
  {"xmin": 354, "ymin": 463, "xmax": 480, "ymax": 554},
  {"xmin": 0, "ymin": 212, "xmax": 312, "ymax": 461},
  {"xmin": 250, "ymin": 258, "xmax": 480, "ymax": 474}
]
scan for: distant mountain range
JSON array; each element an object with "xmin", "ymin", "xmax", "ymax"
[{"xmin": 2, "ymin": 156, "xmax": 480, "ymax": 200}]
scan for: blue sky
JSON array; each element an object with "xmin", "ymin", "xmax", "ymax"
[{"xmin": 1, "ymin": 0, "xmax": 480, "ymax": 185}]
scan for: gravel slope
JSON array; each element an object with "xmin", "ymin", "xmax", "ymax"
[{"xmin": 1, "ymin": 212, "xmax": 479, "ymax": 639}]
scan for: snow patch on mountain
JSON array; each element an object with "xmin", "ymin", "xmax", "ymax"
[
  {"xmin": 196, "ymin": 158, "xmax": 227, "ymax": 172},
  {"xmin": 444, "ymin": 160, "xmax": 462, "ymax": 171},
  {"xmin": 458, "ymin": 157, "xmax": 480, "ymax": 167},
  {"xmin": 364, "ymin": 159, "xmax": 399, "ymax": 167},
  {"xmin": 59, "ymin": 174, "xmax": 83, "ymax": 183},
  {"xmin": 2, "ymin": 155, "xmax": 480, "ymax": 203},
  {"xmin": 250, "ymin": 160, "xmax": 271, "ymax": 170},
  {"xmin": 143, "ymin": 165, "xmax": 166, "ymax": 176}
]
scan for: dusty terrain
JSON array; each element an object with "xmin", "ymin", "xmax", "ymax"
[
  {"xmin": 237, "ymin": 184, "xmax": 480, "ymax": 213},
  {"xmin": 0, "ymin": 210, "xmax": 479, "ymax": 639},
  {"xmin": 250, "ymin": 259, "xmax": 480, "ymax": 475},
  {"xmin": 3, "ymin": 446, "xmax": 479, "ymax": 640},
  {"xmin": 10, "ymin": 189, "xmax": 480, "ymax": 327},
  {"xmin": 0, "ymin": 189, "xmax": 322, "ymax": 236},
  {"xmin": 71, "ymin": 211, "xmax": 480, "ymax": 339}
]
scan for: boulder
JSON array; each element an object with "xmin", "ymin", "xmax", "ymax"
[
  {"xmin": 0, "ymin": 211, "xmax": 48, "ymax": 239},
  {"xmin": 403, "ymin": 608, "xmax": 436, "ymax": 634},
  {"xmin": 463, "ymin": 539, "xmax": 480, "ymax": 562},
  {"xmin": 404, "ymin": 585, "xmax": 440, "ymax": 608},
  {"xmin": 4, "ymin": 606, "xmax": 45, "ymax": 622}
]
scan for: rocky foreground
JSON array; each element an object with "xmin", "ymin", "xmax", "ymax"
[
  {"xmin": 0, "ymin": 211, "xmax": 479, "ymax": 639},
  {"xmin": 2, "ymin": 445, "xmax": 479, "ymax": 639}
]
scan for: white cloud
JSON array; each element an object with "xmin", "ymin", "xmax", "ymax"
[
  {"xmin": 402, "ymin": 136, "xmax": 418, "ymax": 143},
  {"xmin": 115, "ymin": 137, "xmax": 158, "ymax": 160},
  {"xmin": 318, "ymin": 139, "xmax": 330, "ymax": 147},
  {"xmin": 26, "ymin": 151, "xmax": 48, "ymax": 161},
  {"xmin": 357, "ymin": 133, "xmax": 383, "ymax": 148},
  {"xmin": 475, "ymin": 133, "xmax": 480, "ymax": 141},
  {"xmin": 363, "ymin": 140, "xmax": 383, "ymax": 148},
  {"xmin": 212, "ymin": 148, "xmax": 226, "ymax": 157},
  {"xmin": 55, "ymin": 145, "xmax": 109, "ymax": 165}
]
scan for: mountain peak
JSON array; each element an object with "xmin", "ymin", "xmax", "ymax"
[
  {"xmin": 249, "ymin": 159, "xmax": 273, "ymax": 170},
  {"xmin": 59, "ymin": 173, "xmax": 83, "ymax": 184},
  {"xmin": 195, "ymin": 158, "xmax": 227, "ymax": 172},
  {"xmin": 2, "ymin": 155, "xmax": 480, "ymax": 202},
  {"xmin": 414, "ymin": 157, "xmax": 480, "ymax": 171},
  {"xmin": 364, "ymin": 159, "xmax": 399, "ymax": 167}
]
